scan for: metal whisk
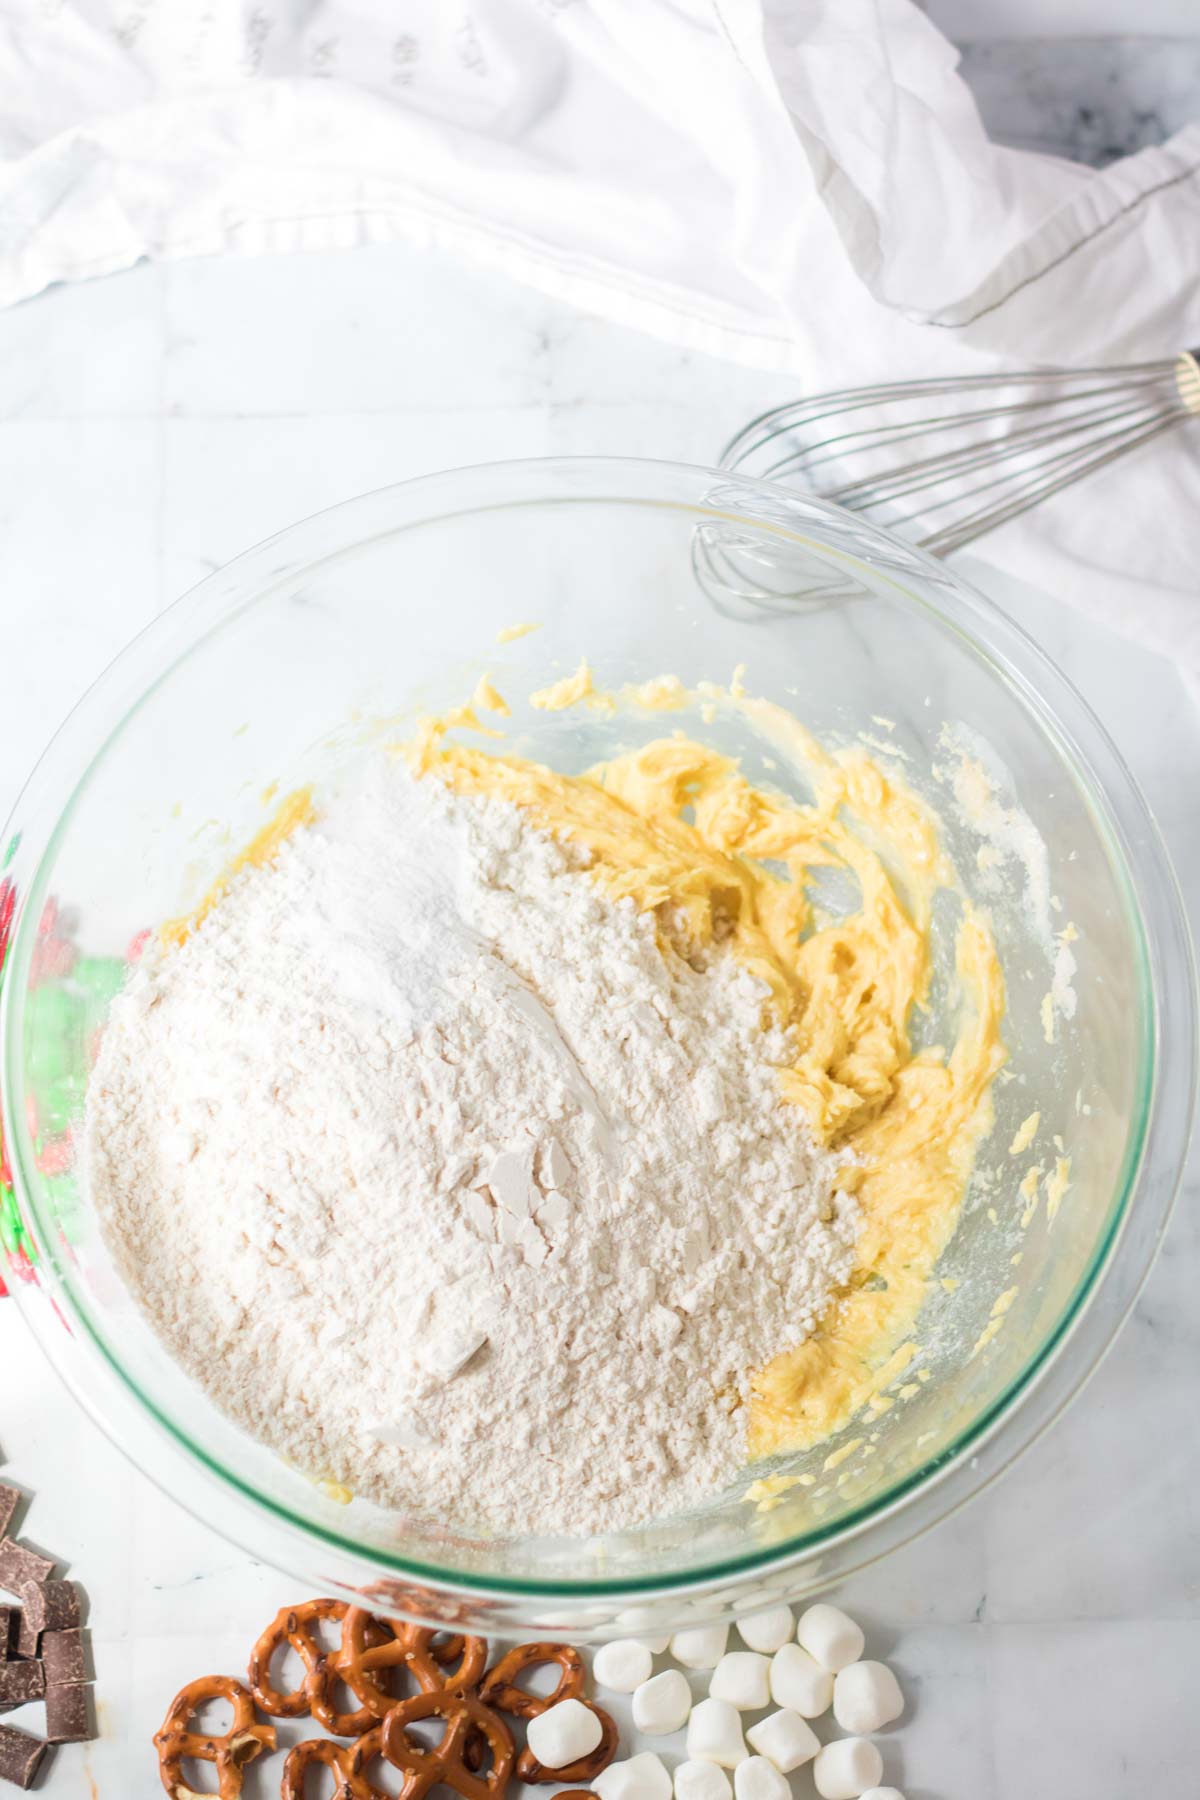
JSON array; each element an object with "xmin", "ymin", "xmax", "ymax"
[{"xmin": 720, "ymin": 352, "xmax": 1200, "ymax": 557}]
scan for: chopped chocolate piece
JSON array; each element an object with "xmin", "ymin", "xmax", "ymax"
[
  {"xmin": 0, "ymin": 1722, "xmax": 46, "ymax": 1789},
  {"xmin": 18, "ymin": 1582, "xmax": 78, "ymax": 1635},
  {"xmin": 0, "ymin": 1610, "xmax": 11, "ymax": 1659},
  {"xmin": 0, "ymin": 1542, "xmax": 54, "ymax": 1595},
  {"xmin": 40, "ymin": 1630, "xmax": 87, "ymax": 1687},
  {"xmin": 0, "ymin": 1495, "xmax": 18, "ymax": 1544},
  {"xmin": 44, "ymin": 1684, "xmax": 92, "ymax": 1745},
  {"xmin": 10, "ymin": 1615, "xmax": 36, "ymax": 1663},
  {"xmin": 0, "ymin": 1662, "xmax": 43, "ymax": 1712}
]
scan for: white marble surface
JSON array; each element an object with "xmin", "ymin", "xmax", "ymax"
[
  {"xmin": 925, "ymin": 6, "xmax": 1200, "ymax": 165},
  {"xmin": 0, "ymin": 45, "xmax": 1198, "ymax": 1794},
  {"xmin": 928, "ymin": 0, "xmax": 1199, "ymax": 38},
  {"xmin": 958, "ymin": 35, "xmax": 1200, "ymax": 163}
]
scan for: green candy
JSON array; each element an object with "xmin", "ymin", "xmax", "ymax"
[{"xmin": 4, "ymin": 951, "xmax": 126, "ymax": 1273}]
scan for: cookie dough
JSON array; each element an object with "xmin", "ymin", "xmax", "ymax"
[{"xmin": 410, "ymin": 673, "xmax": 1005, "ymax": 1458}]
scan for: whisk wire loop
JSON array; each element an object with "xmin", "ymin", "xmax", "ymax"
[{"xmin": 721, "ymin": 351, "xmax": 1200, "ymax": 556}]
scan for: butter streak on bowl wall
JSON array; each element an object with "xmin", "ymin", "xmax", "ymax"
[{"xmin": 1, "ymin": 458, "xmax": 1193, "ymax": 1633}]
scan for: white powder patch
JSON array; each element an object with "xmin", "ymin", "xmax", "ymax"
[
  {"xmin": 85, "ymin": 761, "xmax": 857, "ymax": 1534},
  {"xmin": 934, "ymin": 723, "xmax": 1077, "ymax": 1058},
  {"xmin": 935, "ymin": 724, "xmax": 1053, "ymax": 946}
]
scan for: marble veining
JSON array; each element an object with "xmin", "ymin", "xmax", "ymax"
[{"xmin": 959, "ymin": 34, "xmax": 1200, "ymax": 164}]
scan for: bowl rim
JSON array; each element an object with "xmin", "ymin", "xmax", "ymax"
[{"xmin": 2, "ymin": 453, "xmax": 1195, "ymax": 1602}]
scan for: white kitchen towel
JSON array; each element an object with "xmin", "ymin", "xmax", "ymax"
[{"xmin": 2, "ymin": 0, "xmax": 1198, "ymax": 690}]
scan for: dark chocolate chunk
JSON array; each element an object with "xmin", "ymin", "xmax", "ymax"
[
  {"xmin": 0, "ymin": 1609, "xmax": 11, "ymax": 1659},
  {"xmin": 0, "ymin": 1722, "xmax": 47, "ymax": 1788},
  {"xmin": 17, "ymin": 1582, "xmax": 78, "ymax": 1635},
  {"xmin": 44, "ymin": 1684, "xmax": 92, "ymax": 1745},
  {"xmin": 10, "ymin": 1614, "xmax": 36, "ymax": 1663},
  {"xmin": 40, "ymin": 1630, "xmax": 87, "ymax": 1687},
  {"xmin": 0, "ymin": 1661, "xmax": 43, "ymax": 1712},
  {"xmin": 0, "ymin": 1542, "xmax": 54, "ymax": 1595},
  {"xmin": 0, "ymin": 1495, "xmax": 18, "ymax": 1544}
]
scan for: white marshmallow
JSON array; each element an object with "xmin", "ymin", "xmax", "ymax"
[
  {"xmin": 633, "ymin": 1668, "xmax": 693, "ymax": 1735},
  {"xmin": 735, "ymin": 1607, "xmax": 794, "ymax": 1655},
  {"xmin": 813, "ymin": 1738, "xmax": 884, "ymax": 1800},
  {"xmin": 709, "ymin": 1652, "xmax": 771, "ymax": 1712},
  {"xmin": 770, "ymin": 1643, "xmax": 834, "ymax": 1718},
  {"xmin": 674, "ymin": 1761, "xmax": 733, "ymax": 1800},
  {"xmin": 796, "ymin": 1604, "xmax": 865, "ymax": 1673},
  {"xmin": 861, "ymin": 1790, "xmax": 906, "ymax": 1800},
  {"xmin": 833, "ymin": 1661, "xmax": 904, "ymax": 1735},
  {"xmin": 671, "ymin": 1624, "xmax": 730, "ymax": 1670},
  {"xmin": 596, "ymin": 1753, "xmax": 674, "ymax": 1800},
  {"xmin": 733, "ymin": 1757, "xmax": 791, "ymax": 1800},
  {"xmin": 525, "ymin": 1698, "xmax": 603, "ymax": 1769},
  {"xmin": 686, "ymin": 1697, "xmax": 748, "ymax": 1768},
  {"xmin": 594, "ymin": 1639, "xmax": 655, "ymax": 1693},
  {"xmin": 746, "ymin": 1709, "xmax": 821, "ymax": 1773}
]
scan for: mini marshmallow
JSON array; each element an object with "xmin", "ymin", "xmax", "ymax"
[
  {"xmin": 525, "ymin": 1698, "xmax": 603, "ymax": 1769},
  {"xmin": 674, "ymin": 1761, "xmax": 733, "ymax": 1800},
  {"xmin": 596, "ymin": 1753, "xmax": 674, "ymax": 1800},
  {"xmin": 770, "ymin": 1643, "xmax": 834, "ymax": 1718},
  {"xmin": 709, "ymin": 1652, "xmax": 771, "ymax": 1712},
  {"xmin": 594, "ymin": 1639, "xmax": 655, "ymax": 1693},
  {"xmin": 735, "ymin": 1607, "xmax": 794, "ymax": 1655},
  {"xmin": 861, "ymin": 1790, "xmax": 906, "ymax": 1800},
  {"xmin": 796, "ymin": 1604, "xmax": 865, "ymax": 1673},
  {"xmin": 633, "ymin": 1668, "xmax": 692, "ymax": 1736},
  {"xmin": 813, "ymin": 1738, "xmax": 884, "ymax": 1800},
  {"xmin": 671, "ymin": 1624, "xmax": 730, "ymax": 1670},
  {"xmin": 733, "ymin": 1756, "xmax": 791, "ymax": 1800},
  {"xmin": 686, "ymin": 1697, "xmax": 748, "ymax": 1768},
  {"xmin": 746, "ymin": 1709, "xmax": 821, "ymax": 1774},
  {"xmin": 833, "ymin": 1661, "xmax": 904, "ymax": 1735}
]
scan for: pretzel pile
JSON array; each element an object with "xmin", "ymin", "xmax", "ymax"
[{"xmin": 154, "ymin": 1601, "xmax": 618, "ymax": 1800}]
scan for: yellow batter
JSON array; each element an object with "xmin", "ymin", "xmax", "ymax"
[{"xmin": 408, "ymin": 674, "xmax": 1007, "ymax": 1459}]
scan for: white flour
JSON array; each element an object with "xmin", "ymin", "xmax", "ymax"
[{"xmin": 86, "ymin": 761, "xmax": 858, "ymax": 1534}]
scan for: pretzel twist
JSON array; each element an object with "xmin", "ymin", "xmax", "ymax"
[
  {"xmin": 248, "ymin": 1597, "xmax": 388, "ymax": 1737},
  {"xmin": 403, "ymin": 1625, "xmax": 490, "ymax": 1695},
  {"xmin": 480, "ymin": 1642, "xmax": 615, "ymax": 1786},
  {"xmin": 516, "ymin": 1704, "xmax": 618, "ymax": 1785},
  {"xmin": 335, "ymin": 1609, "xmax": 488, "ymax": 1724},
  {"xmin": 153, "ymin": 1673, "xmax": 276, "ymax": 1800},
  {"xmin": 279, "ymin": 1736, "xmax": 375, "ymax": 1800},
  {"xmin": 479, "ymin": 1642, "xmax": 586, "ymax": 1720},
  {"xmin": 362, "ymin": 1688, "xmax": 515, "ymax": 1800}
]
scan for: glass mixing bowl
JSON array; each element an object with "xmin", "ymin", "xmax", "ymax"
[{"xmin": 1, "ymin": 458, "xmax": 1193, "ymax": 1636}]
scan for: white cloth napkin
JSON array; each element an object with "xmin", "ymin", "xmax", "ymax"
[{"xmin": 3, "ymin": 0, "xmax": 1198, "ymax": 692}]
